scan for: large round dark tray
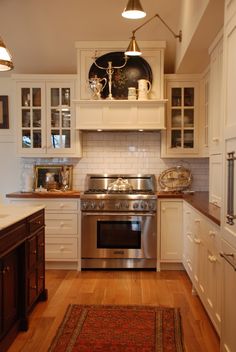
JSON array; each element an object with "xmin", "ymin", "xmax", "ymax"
[{"xmin": 89, "ymin": 51, "xmax": 153, "ymax": 99}]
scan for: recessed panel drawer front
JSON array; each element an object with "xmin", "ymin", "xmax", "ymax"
[
  {"xmin": 45, "ymin": 213, "xmax": 78, "ymax": 235},
  {"xmin": 45, "ymin": 237, "xmax": 78, "ymax": 260},
  {"xmin": 44, "ymin": 200, "xmax": 78, "ymax": 211}
]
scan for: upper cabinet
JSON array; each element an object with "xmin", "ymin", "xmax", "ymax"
[
  {"xmin": 14, "ymin": 75, "xmax": 82, "ymax": 157},
  {"xmin": 74, "ymin": 41, "xmax": 167, "ymax": 131},
  {"xmin": 161, "ymin": 74, "xmax": 207, "ymax": 158},
  {"xmin": 208, "ymin": 31, "xmax": 223, "ymax": 155}
]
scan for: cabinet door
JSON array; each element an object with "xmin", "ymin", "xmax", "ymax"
[
  {"xmin": 0, "ymin": 250, "xmax": 18, "ymax": 336},
  {"xmin": 164, "ymin": 80, "xmax": 200, "ymax": 157},
  {"xmin": 209, "ymin": 154, "xmax": 223, "ymax": 207},
  {"xmin": 17, "ymin": 82, "xmax": 46, "ymax": 155},
  {"xmin": 46, "ymin": 82, "xmax": 75, "ymax": 154},
  {"xmin": 221, "ymin": 239, "xmax": 236, "ymax": 352},
  {"xmin": 160, "ymin": 201, "xmax": 183, "ymax": 261}
]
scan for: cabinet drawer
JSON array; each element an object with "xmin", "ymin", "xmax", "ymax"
[
  {"xmin": 45, "ymin": 213, "xmax": 78, "ymax": 235},
  {"xmin": 45, "ymin": 237, "xmax": 78, "ymax": 260},
  {"xmin": 44, "ymin": 200, "xmax": 78, "ymax": 211},
  {"xmin": 28, "ymin": 211, "xmax": 44, "ymax": 234}
]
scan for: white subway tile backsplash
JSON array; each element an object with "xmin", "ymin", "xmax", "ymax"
[{"xmin": 20, "ymin": 131, "xmax": 209, "ymax": 192}]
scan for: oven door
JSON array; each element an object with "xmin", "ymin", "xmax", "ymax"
[{"xmin": 81, "ymin": 212, "xmax": 157, "ymax": 259}]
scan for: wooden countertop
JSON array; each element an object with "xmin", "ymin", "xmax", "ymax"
[
  {"xmin": 6, "ymin": 191, "xmax": 81, "ymax": 198},
  {"xmin": 6, "ymin": 191, "xmax": 220, "ymax": 226},
  {"xmin": 158, "ymin": 191, "xmax": 221, "ymax": 226}
]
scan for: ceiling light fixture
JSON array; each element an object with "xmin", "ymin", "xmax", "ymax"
[
  {"xmin": 125, "ymin": 13, "xmax": 182, "ymax": 56},
  {"xmin": 122, "ymin": 0, "xmax": 146, "ymax": 19},
  {"xmin": 0, "ymin": 37, "xmax": 13, "ymax": 71}
]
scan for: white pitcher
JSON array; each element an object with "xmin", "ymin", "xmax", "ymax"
[{"xmin": 138, "ymin": 79, "xmax": 152, "ymax": 100}]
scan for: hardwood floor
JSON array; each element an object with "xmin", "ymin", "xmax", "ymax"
[{"xmin": 8, "ymin": 269, "xmax": 220, "ymax": 352}]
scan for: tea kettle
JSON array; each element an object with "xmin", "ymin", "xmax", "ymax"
[{"xmin": 88, "ymin": 75, "xmax": 107, "ymax": 99}]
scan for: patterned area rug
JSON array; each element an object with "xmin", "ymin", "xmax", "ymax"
[{"xmin": 48, "ymin": 304, "xmax": 185, "ymax": 352}]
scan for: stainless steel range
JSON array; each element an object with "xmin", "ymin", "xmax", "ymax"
[{"xmin": 81, "ymin": 174, "xmax": 157, "ymax": 269}]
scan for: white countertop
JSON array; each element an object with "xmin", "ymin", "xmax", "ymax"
[{"xmin": 0, "ymin": 204, "xmax": 45, "ymax": 231}]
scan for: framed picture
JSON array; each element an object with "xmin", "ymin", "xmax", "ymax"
[
  {"xmin": 34, "ymin": 165, "xmax": 73, "ymax": 191},
  {"xmin": 0, "ymin": 96, "xmax": 9, "ymax": 129}
]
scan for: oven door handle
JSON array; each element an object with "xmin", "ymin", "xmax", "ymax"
[{"xmin": 82, "ymin": 212, "xmax": 156, "ymax": 216}]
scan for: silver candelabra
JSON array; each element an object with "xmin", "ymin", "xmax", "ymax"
[{"xmin": 93, "ymin": 52, "xmax": 128, "ymax": 99}]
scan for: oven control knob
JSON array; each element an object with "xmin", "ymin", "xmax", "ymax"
[
  {"xmin": 98, "ymin": 201, "xmax": 104, "ymax": 210},
  {"xmin": 115, "ymin": 202, "xmax": 121, "ymax": 209},
  {"xmin": 133, "ymin": 202, "xmax": 139, "ymax": 210},
  {"xmin": 81, "ymin": 201, "xmax": 88, "ymax": 210},
  {"xmin": 90, "ymin": 201, "xmax": 96, "ymax": 209},
  {"xmin": 148, "ymin": 201, "xmax": 155, "ymax": 210},
  {"xmin": 140, "ymin": 201, "xmax": 147, "ymax": 209},
  {"xmin": 123, "ymin": 201, "xmax": 129, "ymax": 209}
]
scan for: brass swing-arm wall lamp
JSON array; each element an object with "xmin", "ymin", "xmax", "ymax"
[{"xmin": 125, "ymin": 13, "xmax": 182, "ymax": 56}]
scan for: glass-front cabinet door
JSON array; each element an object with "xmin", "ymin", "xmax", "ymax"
[
  {"xmin": 46, "ymin": 83, "xmax": 75, "ymax": 154},
  {"xmin": 163, "ymin": 79, "xmax": 200, "ymax": 157},
  {"xmin": 19, "ymin": 83, "xmax": 46, "ymax": 154}
]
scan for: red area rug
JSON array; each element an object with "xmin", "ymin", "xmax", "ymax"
[{"xmin": 48, "ymin": 304, "xmax": 185, "ymax": 352}]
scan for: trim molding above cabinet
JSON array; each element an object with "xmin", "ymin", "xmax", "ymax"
[{"xmin": 74, "ymin": 41, "xmax": 166, "ymax": 131}]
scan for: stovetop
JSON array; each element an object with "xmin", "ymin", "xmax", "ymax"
[{"xmin": 83, "ymin": 189, "xmax": 155, "ymax": 195}]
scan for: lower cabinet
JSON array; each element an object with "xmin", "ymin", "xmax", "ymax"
[
  {"xmin": 220, "ymin": 240, "xmax": 236, "ymax": 352},
  {"xmin": 183, "ymin": 201, "xmax": 221, "ymax": 335},
  {"xmin": 8, "ymin": 198, "xmax": 80, "ymax": 269},
  {"xmin": 0, "ymin": 209, "xmax": 47, "ymax": 352},
  {"xmin": 159, "ymin": 200, "xmax": 183, "ymax": 261}
]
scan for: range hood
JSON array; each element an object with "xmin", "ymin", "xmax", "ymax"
[{"xmin": 74, "ymin": 41, "xmax": 166, "ymax": 131}]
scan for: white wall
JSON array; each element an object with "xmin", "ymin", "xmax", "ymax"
[
  {"xmin": 20, "ymin": 131, "xmax": 209, "ymax": 192},
  {"xmin": 0, "ymin": 77, "xmax": 20, "ymax": 203}
]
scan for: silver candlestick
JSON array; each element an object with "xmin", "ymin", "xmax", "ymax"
[{"xmin": 93, "ymin": 52, "xmax": 128, "ymax": 100}]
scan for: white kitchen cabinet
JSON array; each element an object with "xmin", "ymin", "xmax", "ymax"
[
  {"xmin": 74, "ymin": 41, "xmax": 166, "ymax": 131},
  {"xmin": 221, "ymin": 239, "xmax": 236, "ymax": 352},
  {"xmin": 14, "ymin": 75, "xmax": 82, "ymax": 157},
  {"xmin": 209, "ymin": 154, "xmax": 223, "ymax": 207},
  {"xmin": 183, "ymin": 201, "xmax": 221, "ymax": 335},
  {"xmin": 75, "ymin": 100, "xmax": 166, "ymax": 130},
  {"xmin": 208, "ymin": 31, "xmax": 223, "ymax": 155},
  {"xmin": 159, "ymin": 200, "xmax": 183, "ymax": 261},
  {"xmin": 161, "ymin": 74, "xmax": 205, "ymax": 157},
  {"xmin": 7, "ymin": 198, "xmax": 80, "ymax": 270}
]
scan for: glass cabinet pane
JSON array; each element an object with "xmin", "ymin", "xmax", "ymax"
[
  {"xmin": 62, "ymin": 88, "xmax": 70, "ymax": 106},
  {"xmin": 51, "ymin": 130, "xmax": 60, "ymax": 148},
  {"xmin": 171, "ymin": 88, "xmax": 181, "ymax": 106},
  {"xmin": 62, "ymin": 110, "xmax": 71, "ymax": 128},
  {"xmin": 184, "ymin": 130, "xmax": 194, "ymax": 148},
  {"xmin": 33, "ymin": 110, "xmax": 41, "ymax": 127},
  {"xmin": 32, "ymin": 88, "xmax": 41, "ymax": 106},
  {"xmin": 33, "ymin": 130, "xmax": 42, "ymax": 148},
  {"xmin": 62, "ymin": 130, "xmax": 71, "ymax": 148},
  {"xmin": 22, "ymin": 130, "xmax": 31, "ymax": 148},
  {"xmin": 171, "ymin": 130, "xmax": 182, "ymax": 148},
  {"xmin": 51, "ymin": 88, "xmax": 60, "ymax": 107},
  {"xmin": 21, "ymin": 88, "xmax": 30, "ymax": 107},
  {"xmin": 22, "ymin": 110, "xmax": 31, "ymax": 127},
  {"xmin": 184, "ymin": 88, "xmax": 194, "ymax": 106},
  {"xmin": 51, "ymin": 109, "xmax": 60, "ymax": 127},
  {"xmin": 184, "ymin": 109, "xmax": 194, "ymax": 127},
  {"xmin": 171, "ymin": 109, "xmax": 182, "ymax": 127}
]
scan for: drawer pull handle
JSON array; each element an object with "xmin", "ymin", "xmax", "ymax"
[
  {"xmin": 39, "ymin": 276, "xmax": 44, "ymax": 280},
  {"xmin": 39, "ymin": 243, "xmax": 44, "ymax": 247},
  {"xmin": 30, "ymin": 286, "xmax": 37, "ymax": 290},
  {"xmin": 60, "ymin": 222, "xmax": 64, "ymax": 227},
  {"xmin": 32, "ymin": 250, "xmax": 37, "ymax": 254},
  {"xmin": 208, "ymin": 255, "xmax": 216, "ymax": 263},
  {"xmin": 209, "ymin": 231, "xmax": 216, "ymax": 237},
  {"xmin": 60, "ymin": 246, "xmax": 65, "ymax": 251},
  {"xmin": 194, "ymin": 238, "xmax": 201, "ymax": 244},
  {"xmin": 220, "ymin": 252, "xmax": 236, "ymax": 271},
  {"xmin": 1, "ymin": 266, "xmax": 10, "ymax": 274},
  {"xmin": 60, "ymin": 203, "xmax": 64, "ymax": 208}
]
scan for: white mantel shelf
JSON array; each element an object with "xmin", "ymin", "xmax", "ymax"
[{"xmin": 74, "ymin": 99, "xmax": 167, "ymax": 131}]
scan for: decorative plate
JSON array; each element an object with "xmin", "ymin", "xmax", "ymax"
[
  {"xmin": 89, "ymin": 51, "xmax": 152, "ymax": 99},
  {"xmin": 158, "ymin": 166, "xmax": 192, "ymax": 192}
]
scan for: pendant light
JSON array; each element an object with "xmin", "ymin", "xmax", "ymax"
[
  {"xmin": 122, "ymin": 0, "xmax": 146, "ymax": 19},
  {"xmin": 0, "ymin": 37, "xmax": 14, "ymax": 71}
]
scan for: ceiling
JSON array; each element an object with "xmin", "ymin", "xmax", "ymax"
[{"xmin": 0, "ymin": 0, "xmax": 224, "ymax": 75}]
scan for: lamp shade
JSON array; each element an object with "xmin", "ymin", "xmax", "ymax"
[
  {"xmin": 0, "ymin": 38, "xmax": 13, "ymax": 71},
  {"xmin": 122, "ymin": 0, "xmax": 146, "ymax": 19},
  {"xmin": 125, "ymin": 36, "xmax": 142, "ymax": 56}
]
